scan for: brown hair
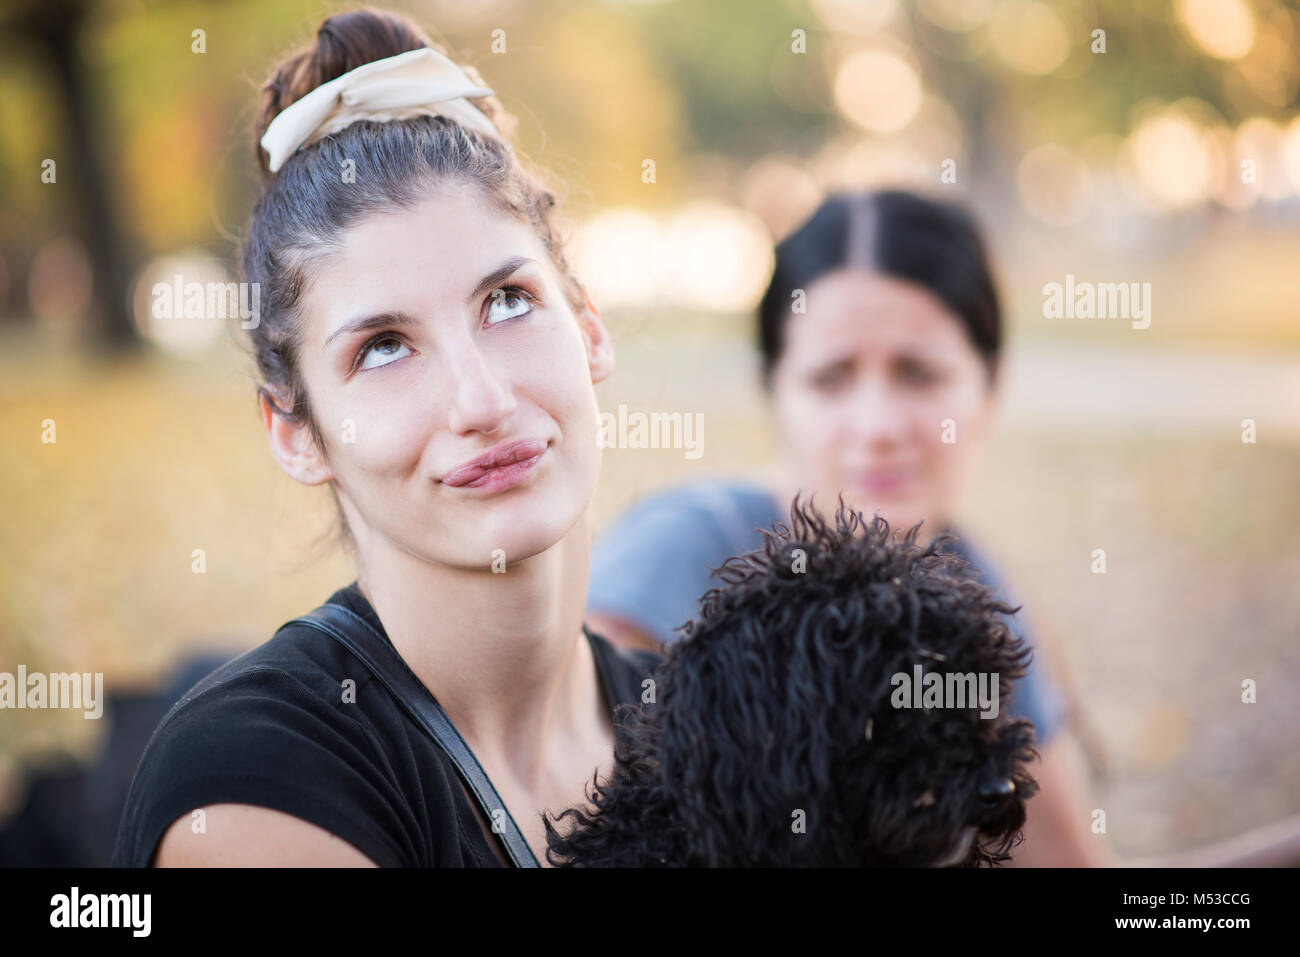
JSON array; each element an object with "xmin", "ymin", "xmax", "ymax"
[{"xmin": 240, "ymin": 7, "xmax": 586, "ymax": 552}]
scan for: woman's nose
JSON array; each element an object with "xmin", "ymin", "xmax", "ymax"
[
  {"xmin": 444, "ymin": 341, "xmax": 516, "ymax": 436},
  {"xmin": 848, "ymin": 377, "xmax": 910, "ymax": 446}
]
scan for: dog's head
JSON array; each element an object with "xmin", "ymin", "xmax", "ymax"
[{"xmin": 547, "ymin": 496, "xmax": 1040, "ymax": 866}]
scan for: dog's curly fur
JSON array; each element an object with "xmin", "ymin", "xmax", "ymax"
[{"xmin": 546, "ymin": 496, "xmax": 1040, "ymax": 866}]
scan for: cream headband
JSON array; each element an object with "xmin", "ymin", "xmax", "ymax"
[{"xmin": 260, "ymin": 47, "xmax": 505, "ymax": 173}]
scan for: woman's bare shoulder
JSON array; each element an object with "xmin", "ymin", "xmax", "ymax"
[{"xmin": 152, "ymin": 803, "xmax": 379, "ymax": 867}]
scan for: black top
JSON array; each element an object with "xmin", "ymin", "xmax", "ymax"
[{"xmin": 111, "ymin": 582, "xmax": 662, "ymax": 868}]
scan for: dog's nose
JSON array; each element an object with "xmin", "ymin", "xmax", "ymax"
[{"xmin": 978, "ymin": 776, "xmax": 1016, "ymax": 808}]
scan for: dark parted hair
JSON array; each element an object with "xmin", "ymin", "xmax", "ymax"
[{"xmin": 757, "ymin": 190, "xmax": 1002, "ymax": 389}]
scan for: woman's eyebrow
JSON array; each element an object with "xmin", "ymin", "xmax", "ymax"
[
  {"xmin": 469, "ymin": 255, "xmax": 536, "ymax": 302},
  {"xmin": 324, "ymin": 311, "xmax": 419, "ymax": 348},
  {"xmin": 323, "ymin": 256, "xmax": 537, "ymax": 348},
  {"xmin": 811, "ymin": 355, "xmax": 854, "ymax": 373}
]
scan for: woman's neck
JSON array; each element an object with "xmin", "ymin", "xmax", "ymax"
[{"xmin": 352, "ymin": 513, "xmax": 599, "ymax": 789}]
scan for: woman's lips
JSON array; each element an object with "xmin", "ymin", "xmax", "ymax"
[
  {"xmin": 441, "ymin": 438, "xmax": 548, "ymax": 492},
  {"xmin": 852, "ymin": 467, "xmax": 916, "ymax": 497}
]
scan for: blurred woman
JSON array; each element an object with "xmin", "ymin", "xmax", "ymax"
[{"xmin": 586, "ymin": 190, "xmax": 1107, "ymax": 866}]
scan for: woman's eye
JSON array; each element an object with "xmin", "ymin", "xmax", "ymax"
[
  {"xmin": 357, "ymin": 335, "xmax": 412, "ymax": 371},
  {"xmin": 485, "ymin": 286, "xmax": 534, "ymax": 326},
  {"xmin": 810, "ymin": 364, "xmax": 852, "ymax": 392},
  {"xmin": 896, "ymin": 358, "xmax": 942, "ymax": 387}
]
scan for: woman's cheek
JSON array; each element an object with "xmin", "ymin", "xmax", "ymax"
[
  {"xmin": 804, "ymin": 396, "xmax": 853, "ymax": 495},
  {"xmin": 340, "ymin": 395, "xmax": 433, "ymax": 477},
  {"xmin": 927, "ymin": 383, "xmax": 984, "ymax": 503},
  {"xmin": 509, "ymin": 330, "xmax": 599, "ymax": 455},
  {"xmin": 794, "ymin": 389, "xmax": 837, "ymax": 446}
]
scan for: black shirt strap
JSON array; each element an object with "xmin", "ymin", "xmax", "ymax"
[{"xmin": 285, "ymin": 602, "xmax": 541, "ymax": 868}]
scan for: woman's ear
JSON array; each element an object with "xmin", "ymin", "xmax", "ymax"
[
  {"xmin": 575, "ymin": 285, "xmax": 614, "ymax": 384},
  {"xmin": 258, "ymin": 386, "xmax": 333, "ymax": 486}
]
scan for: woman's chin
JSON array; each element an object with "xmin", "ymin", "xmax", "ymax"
[{"xmin": 461, "ymin": 499, "xmax": 586, "ymax": 567}]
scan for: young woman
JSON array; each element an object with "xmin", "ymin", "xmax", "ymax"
[
  {"xmin": 585, "ymin": 190, "xmax": 1108, "ymax": 866},
  {"xmin": 112, "ymin": 8, "xmax": 659, "ymax": 867}
]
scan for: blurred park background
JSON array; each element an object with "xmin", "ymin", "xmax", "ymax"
[{"xmin": 1, "ymin": 0, "xmax": 1298, "ymax": 861}]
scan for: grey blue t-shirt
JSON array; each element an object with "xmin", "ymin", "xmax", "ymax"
[{"xmin": 587, "ymin": 478, "xmax": 1065, "ymax": 746}]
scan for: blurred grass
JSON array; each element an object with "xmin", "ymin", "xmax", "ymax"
[
  {"xmin": 962, "ymin": 430, "xmax": 1300, "ymax": 855},
  {"xmin": 0, "ymin": 328, "xmax": 353, "ymax": 762}
]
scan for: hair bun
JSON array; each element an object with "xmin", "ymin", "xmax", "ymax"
[{"xmin": 254, "ymin": 7, "xmax": 516, "ymax": 179}]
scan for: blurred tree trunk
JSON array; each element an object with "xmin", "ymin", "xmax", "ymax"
[{"xmin": 19, "ymin": 0, "xmax": 140, "ymax": 350}]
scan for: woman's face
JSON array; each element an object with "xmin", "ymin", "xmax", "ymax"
[
  {"xmin": 768, "ymin": 269, "xmax": 995, "ymax": 535},
  {"xmin": 268, "ymin": 183, "xmax": 612, "ymax": 570}
]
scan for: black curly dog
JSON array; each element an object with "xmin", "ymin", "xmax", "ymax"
[{"xmin": 547, "ymin": 497, "xmax": 1041, "ymax": 866}]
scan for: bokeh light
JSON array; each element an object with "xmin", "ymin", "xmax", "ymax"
[
  {"xmin": 740, "ymin": 158, "xmax": 823, "ymax": 243},
  {"xmin": 809, "ymin": 0, "xmax": 898, "ymax": 35},
  {"xmin": 987, "ymin": 0, "xmax": 1070, "ymax": 76},
  {"xmin": 571, "ymin": 203, "xmax": 772, "ymax": 313},
  {"xmin": 1283, "ymin": 115, "xmax": 1300, "ymax": 195},
  {"xmin": 918, "ymin": 0, "xmax": 994, "ymax": 32},
  {"xmin": 1124, "ymin": 108, "xmax": 1216, "ymax": 210},
  {"xmin": 662, "ymin": 202, "xmax": 774, "ymax": 313},
  {"xmin": 1176, "ymin": 0, "xmax": 1256, "ymax": 61},
  {"xmin": 1234, "ymin": 116, "xmax": 1291, "ymax": 202},
  {"xmin": 1206, "ymin": 123, "xmax": 1253, "ymax": 210},
  {"xmin": 834, "ymin": 48, "xmax": 923, "ymax": 133},
  {"xmin": 130, "ymin": 252, "xmax": 232, "ymax": 356},
  {"xmin": 1017, "ymin": 143, "xmax": 1094, "ymax": 227},
  {"xmin": 569, "ymin": 208, "xmax": 667, "ymax": 310},
  {"xmin": 1232, "ymin": 8, "xmax": 1298, "ymax": 109}
]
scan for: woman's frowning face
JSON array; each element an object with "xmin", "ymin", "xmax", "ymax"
[
  {"xmin": 768, "ymin": 269, "xmax": 994, "ymax": 535},
  {"xmin": 271, "ymin": 183, "xmax": 612, "ymax": 569}
]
